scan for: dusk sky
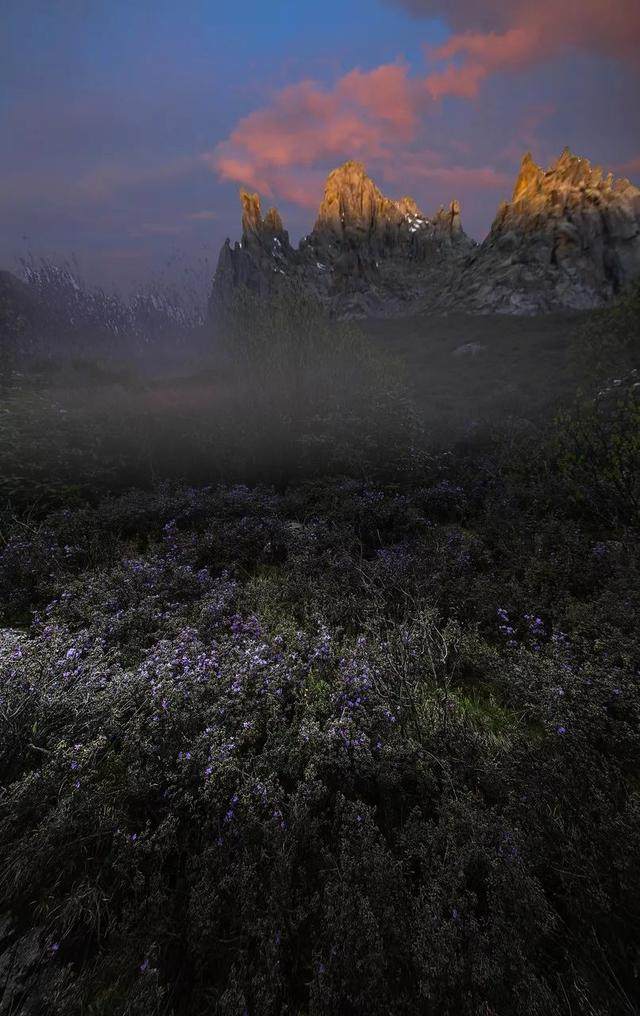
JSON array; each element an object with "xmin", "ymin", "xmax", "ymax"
[{"xmin": 2, "ymin": 0, "xmax": 640, "ymax": 291}]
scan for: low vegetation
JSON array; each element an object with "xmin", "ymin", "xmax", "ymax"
[{"xmin": 1, "ymin": 280, "xmax": 639, "ymax": 1014}]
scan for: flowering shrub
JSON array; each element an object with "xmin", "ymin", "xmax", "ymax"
[
  {"xmin": 2, "ymin": 284, "xmax": 640, "ymax": 1012},
  {"xmin": 1, "ymin": 459, "xmax": 640, "ymax": 1015}
]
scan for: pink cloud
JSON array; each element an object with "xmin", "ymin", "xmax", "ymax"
[
  {"xmin": 418, "ymin": 0, "xmax": 639, "ymax": 104},
  {"xmin": 337, "ymin": 64, "xmax": 417, "ymax": 135},
  {"xmin": 425, "ymin": 27, "xmax": 541, "ymax": 99},
  {"xmin": 206, "ymin": 0, "xmax": 639, "ymax": 231},
  {"xmin": 392, "ymin": 0, "xmax": 640, "ymax": 65},
  {"xmin": 388, "ymin": 0, "xmax": 637, "ymax": 59},
  {"xmin": 205, "ymin": 64, "xmax": 424, "ymax": 200}
]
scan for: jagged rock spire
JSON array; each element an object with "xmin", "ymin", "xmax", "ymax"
[
  {"xmin": 458, "ymin": 147, "xmax": 640, "ymax": 314},
  {"xmin": 264, "ymin": 207, "xmax": 285, "ymax": 235},
  {"xmin": 511, "ymin": 148, "xmax": 627, "ymax": 208},
  {"xmin": 433, "ymin": 200, "xmax": 463, "ymax": 239},
  {"xmin": 239, "ymin": 189, "xmax": 290, "ymax": 250},
  {"xmin": 396, "ymin": 196, "xmax": 422, "ymax": 218},
  {"xmin": 512, "ymin": 152, "xmax": 544, "ymax": 202},
  {"xmin": 310, "ymin": 160, "xmax": 468, "ymax": 253},
  {"xmin": 313, "ymin": 160, "xmax": 421, "ymax": 239},
  {"xmin": 240, "ymin": 190, "xmax": 263, "ymax": 241}
]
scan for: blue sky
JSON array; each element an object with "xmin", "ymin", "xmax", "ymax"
[{"xmin": 1, "ymin": 0, "xmax": 638, "ymax": 290}]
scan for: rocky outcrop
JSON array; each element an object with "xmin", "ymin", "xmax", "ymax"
[
  {"xmin": 313, "ymin": 161, "xmax": 409, "ymax": 245},
  {"xmin": 208, "ymin": 191, "xmax": 295, "ymax": 317},
  {"xmin": 210, "ymin": 162, "xmax": 472, "ymax": 318},
  {"xmin": 210, "ymin": 149, "xmax": 640, "ymax": 319},
  {"xmin": 442, "ymin": 148, "xmax": 640, "ymax": 314},
  {"xmin": 240, "ymin": 191, "xmax": 291, "ymax": 252}
]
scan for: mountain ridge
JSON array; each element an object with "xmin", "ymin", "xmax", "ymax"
[{"xmin": 210, "ymin": 150, "xmax": 640, "ymax": 318}]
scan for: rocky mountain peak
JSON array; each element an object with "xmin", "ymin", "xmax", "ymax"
[
  {"xmin": 264, "ymin": 207, "xmax": 285, "ymax": 235},
  {"xmin": 313, "ymin": 161, "xmax": 405, "ymax": 239},
  {"xmin": 453, "ymin": 149, "xmax": 640, "ymax": 314},
  {"xmin": 511, "ymin": 148, "xmax": 629, "ymax": 208},
  {"xmin": 240, "ymin": 190, "xmax": 263, "ymax": 241},
  {"xmin": 240, "ymin": 191, "xmax": 290, "ymax": 260},
  {"xmin": 239, "ymin": 189, "xmax": 289, "ymax": 250},
  {"xmin": 512, "ymin": 152, "xmax": 544, "ymax": 202},
  {"xmin": 433, "ymin": 200, "xmax": 464, "ymax": 240},
  {"xmin": 395, "ymin": 196, "xmax": 422, "ymax": 218},
  {"xmin": 552, "ymin": 146, "xmax": 599, "ymax": 188},
  {"xmin": 211, "ymin": 147, "xmax": 639, "ymax": 320}
]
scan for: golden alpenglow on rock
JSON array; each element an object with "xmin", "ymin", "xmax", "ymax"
[{"xmin": 211, "ymin": 151, "xmax": 640, "ymax": 319}]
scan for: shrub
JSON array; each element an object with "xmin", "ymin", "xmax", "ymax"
[
  {"xmin": 1, "ymin": 472, "xmax": 640, "ymax": 1014},
  {"xmin": 217, "ymin": 289, "xmax": 422, "ymax": 483},
  {"xmin": 570, "ymin": 279, "xmax": 640, "ymax": 383},
  {"xmin": 555, "ymin": 389, "xmax": 640, "ymax": 529}
]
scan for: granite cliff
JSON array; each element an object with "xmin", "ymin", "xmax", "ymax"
[
  {"xmin": 441, "ymin": 148, "xmax": 640, "ymax": 314},
  {"xmin": 210, "ymin": 161, "xmax": 472, "ymax": 318},
  {"xmin": 210, "ymin": 151, "xmax": 640, "ymax": 319}
]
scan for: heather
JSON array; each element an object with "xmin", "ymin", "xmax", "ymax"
[{"xmin": 1, "ymin": 284, "xmax": 640, "ymax": 1015}]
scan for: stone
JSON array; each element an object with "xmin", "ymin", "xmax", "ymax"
[{"xmin": 452, "ymin": 342, "xmax": 486, "ymax": 357}]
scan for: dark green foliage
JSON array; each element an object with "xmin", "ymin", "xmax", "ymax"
[
  {"xmin": 555, "ymin": 390, "xmax": 640, "ymax": 527},
  {"xmin": 2, "ymin": 287, "xmax": 640, "ymax": 1014},
  {"xmin": 570, "ymin": 279, "xmax": 640, "ymax": 382}
]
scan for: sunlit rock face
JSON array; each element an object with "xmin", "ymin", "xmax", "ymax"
[
  {"xmin": 313, "ymin": 161, "xmax": 414, "ymax": 247},
  {"xmin": 209, "ymin": 149, "xmax": 640, "ymax": 319},
  {"xmin": 210, "ymin": 162, "xmax": 472, "ymax": 319},
  {"xmin": 240, "ymin": 191, "xmax": 291, "ymax": 253},
  {"xmin": 443, "ymin": 148, "xmax": 640, "ymax": 314},
  {"xmin": 309, "ymin": 161, "xmax": 468, "ymax": 260}
]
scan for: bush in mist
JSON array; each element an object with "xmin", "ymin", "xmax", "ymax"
[
  {"xmin": 0, "ymin": 282, "xmax": 420, "ymax": 507},
  {"xmin": 556, "ymin": 389, "xmax": 640, "ymax": 528},
  {"xmin": 216, "ymin": 288, "xmax": 421, "ymax": 482}
]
